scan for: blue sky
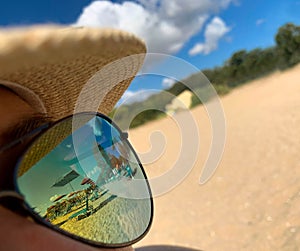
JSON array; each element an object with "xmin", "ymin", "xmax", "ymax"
[{"xmin": 1, "ymin": 0, "xmax": 300, "ymax": 103}]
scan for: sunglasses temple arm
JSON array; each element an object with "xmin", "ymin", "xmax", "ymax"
[{"xmin": 0, "ymin": 124, "xmax": 49, "ymax": 154}]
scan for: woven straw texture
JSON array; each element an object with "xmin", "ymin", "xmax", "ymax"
[{"xmin": 0, "ymin": 26, "xmax": 146, "ymax": 119}]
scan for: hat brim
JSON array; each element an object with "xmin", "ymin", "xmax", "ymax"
[{"xmin": 0, "ymin": 26, "xmax": 146, "ymax": 120}]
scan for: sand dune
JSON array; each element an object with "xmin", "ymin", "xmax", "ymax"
[{"xmin": 131, "ymin": 64, "xmax": 300, "ymax": 250}]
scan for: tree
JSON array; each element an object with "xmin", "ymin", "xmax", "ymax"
[{"xmin": 276, "ymin": 23, "xmax": 300, "ymax": 67}]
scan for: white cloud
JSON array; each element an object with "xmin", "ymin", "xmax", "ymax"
[
  {"xmin": 119, "ymin": 89, "xmax": 157, "ymax": 104},
  {"xmin": 256, "ymin": 19, "xmax": 265, "ymax": 26},
  {"xmin": 189, "ymin": 16, "xmax": 230, "ymax": 56},
  {"xmin": 162, "ymin": 77, "xmax": 176, "ymax": 88},
  {"xmin": 75, "ymin": 0, "xmax": 233, "ymax": 55},
  {"xmin": 189, "ymin": 43, "xmax": 205, "ymax": 56}
]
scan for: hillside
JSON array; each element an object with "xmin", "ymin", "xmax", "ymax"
[{"xmin": 111, "ymin": 22, "xmax": 300, "ymax": 129}]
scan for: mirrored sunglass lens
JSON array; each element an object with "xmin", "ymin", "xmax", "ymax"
[{"xmin": 15, "ymin": 114, "xmax": 152, "ymax": 245}]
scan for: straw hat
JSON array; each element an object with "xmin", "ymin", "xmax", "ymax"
[{"xmin": 0, "ymin": 26, "xmax": 146, "ymax": 120}]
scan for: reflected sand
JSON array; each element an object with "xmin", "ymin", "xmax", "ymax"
[{"xmin": 54, "ymin": 192, "xmax": 150, "ymax": 244}]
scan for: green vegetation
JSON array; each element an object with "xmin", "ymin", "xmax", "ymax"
[{"xmin": 111, "ymin": 22, "xmax": 300, "ymax": 129}]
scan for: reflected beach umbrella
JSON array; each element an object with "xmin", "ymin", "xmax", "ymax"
[
  {"xmin": 52, "ymin": 170, "xmax": 80, "ymax": 187},
  {"xmin": 67, "ymin": 190, "xmax": 82, "ymax": 198},
  {"xmin": 47, "ymin": 205, "xmax": 56, "ymax": 210},
  {"xmin": 68, "ymin": 192, "xmax": 77, "ymax": 198},
  {"xmin": 80, "ymin": 177, "xmax": 96, "ymax": 214},
  {"xmin": 81, "ymin": 177, "xmax": 96, "ymax": 186},
  {"xmin": 47, "ymin": 205, "xmax": 55, "ymax": 210},
  {"xmin": 109, "ymin": 155, "xmax": 122, "ymax": 168},
  {"xmin": 52, "ymin": 194, "xmax": 67, "ymax": 202},
  {"xmin": 68, "ymin": 191, "xmax": 76, "ymax": 198}
]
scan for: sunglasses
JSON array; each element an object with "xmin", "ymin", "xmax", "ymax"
[{"xmin": 0, "ymin": 112, "xmax": 153, "ymax": 248}]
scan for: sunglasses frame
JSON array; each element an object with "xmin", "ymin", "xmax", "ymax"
[{"xmin": 0, "ymin": 112, "xmax": 153, "ymax": 248}]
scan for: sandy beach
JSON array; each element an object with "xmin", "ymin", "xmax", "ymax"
[{"xmin": 130, "ymin": 64, "xmax": 300, "ymax": 250}]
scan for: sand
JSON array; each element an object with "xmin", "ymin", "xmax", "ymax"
[
  {"xmin": 130, "ymin": 64, "xmax": 300, "ymax": 250},
  {"xmin": 51, "ymin": 191, "xmax": 151, "ymax": 245}
]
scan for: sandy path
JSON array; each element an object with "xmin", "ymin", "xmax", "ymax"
[{"xmin": 130, "ymin": 64, "xmax": 300, "ymax": 250}]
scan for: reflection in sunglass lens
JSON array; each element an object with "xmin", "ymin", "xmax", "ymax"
[{"xmin": 15, "ymin": 114, "xmax": 152, "ymax": 246}]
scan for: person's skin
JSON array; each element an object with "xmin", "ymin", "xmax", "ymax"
[{"xmin": 0, "ymin": 86, "xmax": 133, "ymax": 251}]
